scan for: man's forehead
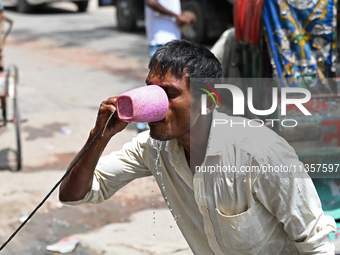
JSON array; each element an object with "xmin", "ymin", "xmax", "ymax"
[
  {"xmin": 146, "ymin": 68, "xmax": 174, "ymax": 83},
  {"xmin": 146, "ymin": 65, "xmax": 189, "ymax": 81},
  {"xmin": 148, "ymin": 65, "xmax": 172, "ymax": 76},
  {"xmin": 145, "ymin": 70, "xmax": 190, "ymax": 91}
]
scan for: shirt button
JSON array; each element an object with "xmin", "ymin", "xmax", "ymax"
[
  {"xmin": 208, "ymin": 233, "xmax": 214, "ymax": 238},
  {"xmin": 200, "ymin": 206, "xmax": 207, "ymax": 212}
]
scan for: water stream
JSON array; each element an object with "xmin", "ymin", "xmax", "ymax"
[{"xmin": 149, "ymin": 138, "xmax": 180, "ymax": 224}]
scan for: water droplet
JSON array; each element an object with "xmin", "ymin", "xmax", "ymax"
[{"xmin": 150, "ymin": 138, "xmax": 163, "ymax": 180}]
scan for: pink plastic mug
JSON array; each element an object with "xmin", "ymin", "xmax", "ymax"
[{"xmin": 116, "ymin": 85, "xmax": 169, "ymax": 122}]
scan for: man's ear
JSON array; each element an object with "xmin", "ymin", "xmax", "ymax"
[{"xmin": 204, "ymin": 93, "xmax": 217, "ymax": 115}]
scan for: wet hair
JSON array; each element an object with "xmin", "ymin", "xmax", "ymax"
[{"xmin": 149, "ymin": 40, "xmax": 223, "ymax": 97}]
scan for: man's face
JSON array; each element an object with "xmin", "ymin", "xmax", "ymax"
[{"xmin": 145, "ymin": 67, "xmax": 200, "ymax": 141}]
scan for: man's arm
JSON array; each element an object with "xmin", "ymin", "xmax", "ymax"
[
  {"xmin": 147, "ymin": 0, "xmax": 191, "ymax": 27},
  {"xmin": 59, "ymin": 97, "xmax": 128, "ymax": 202},
  {"xmin": 252, "ymin": 142, "xmax": 336, "ymax": 254}
]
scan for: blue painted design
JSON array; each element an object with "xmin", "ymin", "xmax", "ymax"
[{"xmin": 263, "ymin": 0, "xmax": 337, "ymax": 88}]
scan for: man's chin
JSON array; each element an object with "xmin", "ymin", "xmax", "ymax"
[
  {"xmin": 149, "ymin": 132, "xmax": 163, "ymax": 141},
  {"xmin": 149, "ymin": 131, "xmax": 170, "ymax": 141}
]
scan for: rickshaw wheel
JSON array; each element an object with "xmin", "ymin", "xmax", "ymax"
[{"xmin": 7, "ymin": 65, "xmax": 21, "ymax": 171}]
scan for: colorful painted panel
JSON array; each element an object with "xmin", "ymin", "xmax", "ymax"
[{"xmin": 263, "ymin": 0, "xmax": 337, "ymax": 89}]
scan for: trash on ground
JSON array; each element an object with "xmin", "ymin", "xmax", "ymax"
[
  {"xmin": 60, "ymin": 128, "xmax": 73, "ymax": 135},
  {"xmin": 46, "ymin": 237, "xmax": 79, "ymax": 254},
  {"xmin": 18, "ymin": 211, "xmax": 29, "ymax": 223}
]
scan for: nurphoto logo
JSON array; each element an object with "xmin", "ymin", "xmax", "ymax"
[{"xmin": 200, "ymin": 84, "xmax": 312, "ymax": 128}]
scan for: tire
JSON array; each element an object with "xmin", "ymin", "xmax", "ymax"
[
  {"xmin": 116, "ymin": 0, "xmax": 137, "ymax": 31},
  {"xmin": 16, "ymin": 0, "xmax": 35, "ymax": 13},
  {"xmin": 181, "ymin": 1, "xmax": 206, "ymax": 43},
  {"xmin": 75, "ymin": 1, "xmax": 88, "ymax": 12}
]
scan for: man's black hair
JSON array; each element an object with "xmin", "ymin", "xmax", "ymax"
[{"xmin": 149, "ymin": 40, "xmax": 223, "ymax": 97}]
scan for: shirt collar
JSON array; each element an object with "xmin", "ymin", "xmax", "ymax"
[
  {"xmin": 165, "ymin": 138, "xmax": 194, "ymax": 190},
  {"xmin": 205, "ymin": 110, "xmax": 227, "ymax": 156}
]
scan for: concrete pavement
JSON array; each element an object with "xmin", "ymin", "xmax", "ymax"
[
  {"xmin": 0, "ymin": 170, "xmax": 192, "ymax": 255},
  {"xmin": 72, "ymin": 209, "xmax": 192, "ymax": 255}
]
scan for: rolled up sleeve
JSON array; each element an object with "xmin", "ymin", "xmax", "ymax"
[{"xmin": 60, "ymin": 133, "xmax": 152, "ymax": 206}]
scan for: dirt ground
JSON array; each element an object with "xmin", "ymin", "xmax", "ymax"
[{"xmin": 0, "ymin": 170, "xmax": 166, "ymax": 254}]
